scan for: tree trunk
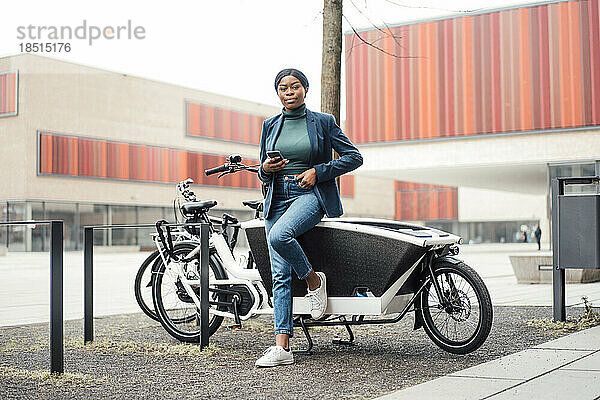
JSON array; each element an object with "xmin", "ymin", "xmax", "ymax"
[
  {"xmin": 322, "ymin": 0, "xmax": 343, "ymax": 190},
  {"xmin": 321, "ymin": 0, "xmax": 343, "ymax": 124}
]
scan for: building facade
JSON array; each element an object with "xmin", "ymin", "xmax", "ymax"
[
  {"xmin": 0, "ymin": 54, "xmax": 384, "ymax": 251},
  {"xmin": 2, "ymin": 0, "xmax": 598, "ymax": 251},
  {"xmin": 344, "ymin": 0, "xmax": 600, "ymax": 243}
]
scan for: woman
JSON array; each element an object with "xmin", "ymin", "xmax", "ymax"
[{"xmin": 255, "ymin": 68, "xmax": 363, "ymax": 367}]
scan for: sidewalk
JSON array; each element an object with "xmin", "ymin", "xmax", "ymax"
[{"xmin": 376, "ymin": 323, "xmax": 600, "ymax": 399}]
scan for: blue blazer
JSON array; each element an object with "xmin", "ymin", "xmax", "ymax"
[{"xmin": 258, "ymin": 108, "xmax": 363, "ymax": 219}]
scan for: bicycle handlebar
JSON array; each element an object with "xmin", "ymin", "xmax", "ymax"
[
  {"xmin": 205, "ymin": 164, "xmax": 229, "ymax": 176},
  {"xmin": 204, "ymin": 155, "xmax": 260, "ymax": 179}
]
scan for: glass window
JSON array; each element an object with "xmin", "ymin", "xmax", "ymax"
[
  {"xmin": 137, "ymin": 206, "xmax": 164, "ymax": 248},
  {"xmin": 111, "ymin": 205, "xmax": 137, "ymax": 246},
  {"xmin": 80, "ymin": 204, "xmax": 108, "ymax": 246},
  {"xmin": 29, "ymin": 202, "xmax": 45, "ymax": 251},
  {"xmin": 428, "ymin": 220, "xmax": 538, "ymax": 244},
  {"xmin": 45, "ymin": 202, "xmax": 77, "ymax": 251},
  {"xmin": 7, "ymin": 202, "xmax": 25, "ymax": 251},
  {"xmin": 0, "ymin": 201, "xmax": 7, "ymax": 249}
]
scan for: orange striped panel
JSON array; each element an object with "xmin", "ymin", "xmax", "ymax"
[
  {"xmin": 0, "ymin": 71, "xmax": 17, "ymax": 116},
  {"xmin": 37, "ymin": 132, "xmax": 260, "ymax": 190},
  {"xmin": 339, "ymin": 175, "xmax": 354, "ymax": 197},
  {"xmin": 345, "ymin": 0, "xmax": 600, "ymax": 143},
  {"xmin": 394, "ymin": 181, "xmax": 457, "ymax": 221},
  {"xmin": 186, "ymin": 101, "xmax": 266, "ymax": 145}
]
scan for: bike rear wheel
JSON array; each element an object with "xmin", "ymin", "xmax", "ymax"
[
  {"xmin": 419, "ymin": 260, "xmax": 493, "ymax": 354},
  {"xmin": 153, "ymin": 242, "xmax": 227, "ymax": 342},
  {"xmin": 134, "ymin": 250, "xmax": 161, "ymax": 321}
]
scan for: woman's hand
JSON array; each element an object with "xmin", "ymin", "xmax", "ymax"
[
  {"xmin": 297, "ymin": 168, "xmax": 317, "ymax": 188},
  {"xmin": 262, "ymin": 157, "xmax": 288, "ymax": 173}
]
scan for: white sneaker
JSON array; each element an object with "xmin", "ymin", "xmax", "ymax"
[
  {"xmin": 305, "ymin": 272, "xmax": 327, "ymax": 319},
  {"xmin": 255, "ymin": 345, "xmax": 294, "ymax": 367}
]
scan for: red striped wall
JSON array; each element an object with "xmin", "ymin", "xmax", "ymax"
[
  {"xmin": 394, "ymin": 181, "xmax": 458, "ymax": 221},
  {"xmin": 38, "ymin": 132, "xmax": 261, "ymax": 189},
  {"xmin": 186, "ymin": 102, "xmax": 266, "ymax": 144},
  {"xmin": 0, "ymin": 71, "xmax": 17, "ymax": 116},
  {"xmin": 345, "ymin": 0, "xmax": 600, "ymax": 143}
]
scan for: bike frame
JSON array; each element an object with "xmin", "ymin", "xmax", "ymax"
[{"xmin": 155, "ymin": 223, "xmax": 272, "ymax": 322}]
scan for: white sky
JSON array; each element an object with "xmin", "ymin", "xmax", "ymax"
[{"xmin": 0, "ymin": 0, "xmax": 550, "ymax": 118}]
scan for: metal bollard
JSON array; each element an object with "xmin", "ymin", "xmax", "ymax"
[
  {"xmin": 50, "ymin": 221, "xmax": 64, "ymax": 374},
  {"xmin": 200, "ymin": 223, "xmax": 209, "ymax": 348},
  {"xmin": 84, "ymin": 227, "xmax": 94, "ymax": 343}
]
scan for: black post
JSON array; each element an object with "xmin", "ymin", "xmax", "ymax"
[
  {"xmin": 84, "ymin": 227, "xmax": 94, "ymax": 343},
  {"xmin": 200, "ymin": 223, "xmax": 209, "ymax": 348},
  {"xmin": 552, "ymin": 179, "xmax": 566, "ymax": 322},
  {"xmin": 50, "ymin": 221, "xmax": 64, "ymax": 374}
]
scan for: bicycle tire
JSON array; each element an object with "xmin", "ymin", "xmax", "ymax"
[
  {"xmin": 419, "ymin": 260, "xmax": 493, "ymax": 355},
  {"xmin": 134, "ymin": 250, "xmax": 161, "ymax": 321},
  {"xmin": 153, "ymin": 242, "xmax": 228, "ymax": 342}
]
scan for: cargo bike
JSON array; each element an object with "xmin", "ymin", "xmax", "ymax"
[{"xmin": 142, "ymin": 155, "xmax": 493, "ymax": 355}]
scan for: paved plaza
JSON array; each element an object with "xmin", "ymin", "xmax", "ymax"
[{"xmin": 1, "ymin": 242, "xmax": 599, "ymax": 327}]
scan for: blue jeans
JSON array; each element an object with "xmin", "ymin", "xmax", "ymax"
[{"xmin": 265, "ymin": 175, "xmax": 325, "ymax": 337}]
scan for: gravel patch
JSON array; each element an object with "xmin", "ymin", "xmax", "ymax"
[{"xmin": 0, "ymin": 306, "xmax": 593, "ymax": 400}]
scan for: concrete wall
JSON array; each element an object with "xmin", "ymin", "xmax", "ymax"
[
  {"xmin": 342, "ymin": 176, "xmax": 395, "ymax": 219},
  {"xmin": 357, "ymin": 129, "xmax": 600, "ymax": 194},
  {"xmin": 0, "ymin": 58, "xmax": 28, "ymax": 201}
]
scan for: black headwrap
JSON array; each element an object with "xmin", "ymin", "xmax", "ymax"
[{"xmin": 274, "ymin": 68, "xmax": 309, "ymax": 92}]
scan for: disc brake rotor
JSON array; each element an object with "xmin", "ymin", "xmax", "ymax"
[{"xmin": 446, "ymin": 289, "xmax": 471, "ymax": 322}]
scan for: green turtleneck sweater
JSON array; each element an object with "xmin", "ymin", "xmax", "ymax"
[{"xmin": 274, "ymin": 104, "xmax": 311, "ymax": 175}]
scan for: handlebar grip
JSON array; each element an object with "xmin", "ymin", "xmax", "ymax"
[{"xmin": 205, "ymin": 165, "xmax": 228, "ymax": 176}]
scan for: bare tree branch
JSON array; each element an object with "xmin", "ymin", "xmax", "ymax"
[
  {"xmin": 344, "ymin": 0, "xmax": 479, "ymax": 61},
  {"xmin": 348, "ymin": 0, "xmax": 405, "ymax": 52},
  {"xmin": 343, "ymin": 13, "xmax": 422, "ymax": 59}
]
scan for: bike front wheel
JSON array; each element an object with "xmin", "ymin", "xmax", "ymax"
[
  {"xmin": 153, "ymin": 243, "xmax": 227, "ymax": 342},
  {"xmin": 419, "ymin": 260, "xmax": 493, "ymax": 354}
]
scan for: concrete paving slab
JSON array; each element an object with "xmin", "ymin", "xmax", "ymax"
[
  {"xmin": 534, "ymin": 325, "xmax": 600, "ymax": 351},
  {"xmin": 488, "ymin": 369, "xmax": 600, "ymax": 399},
  {"xmin": 0, "ymin": 251, "xmax": 150, "ymax": 326},
  {"xmin": 375, "ymin": 376, "xmax": 523, "ymax": 400},
  {"xmin": 563, "ymin": 351, "xmax": 600, "ymax": 371},
  {"xmin": 449, "ymin": 348, "xmax": 593, "ymax": 380}
]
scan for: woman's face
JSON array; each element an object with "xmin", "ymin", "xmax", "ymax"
[{"xmin": 277, "ymin": 75, "xmax": 306, "ymax": 111}]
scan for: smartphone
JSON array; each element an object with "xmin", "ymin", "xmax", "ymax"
[{"xmin": 266, "ymin": 150, "xmax": 283, "ymax": 160}]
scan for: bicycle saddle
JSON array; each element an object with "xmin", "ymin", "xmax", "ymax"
[
  {"xmin": 242, "ymin": 200, "xmax": 263, "ymax": 211},
  {"xmin": 181, "ymin": 200, "xmax": 217, "ymax": 215}
]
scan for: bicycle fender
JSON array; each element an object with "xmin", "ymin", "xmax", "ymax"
[{"xmin": 433, "ymin": 256, "xmax": 463, "ymax": 266}]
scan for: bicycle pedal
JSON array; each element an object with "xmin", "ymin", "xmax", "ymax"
[{"xmin": 228, "ymin": 324, "xmax": 242, "ymax": 329}]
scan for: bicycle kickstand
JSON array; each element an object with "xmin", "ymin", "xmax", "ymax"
[
  {"xmin": 227, "ymin": 295, "xmax": 242, "ymax": 329},
  {"xmin": 332, "ymin": 316, "xmax": 355, "ymax": 346},
  {"xmin": 292, "ymin": 316, "xmax": 313, "ymax": 355}
]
